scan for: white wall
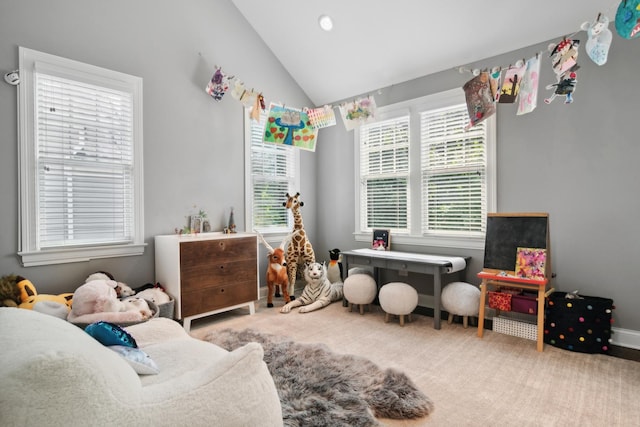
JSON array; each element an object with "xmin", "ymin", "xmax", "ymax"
[
  {"xmin": 314, "ymin": 37, "xmax": 640, "ymax": 342},
  {"xmin": 0, "ymin": 0, "xmax": 315, "ymax": 290},
  {"xmin": 1, "ymin": 1, "xmax": 638, "ymax": 346}
]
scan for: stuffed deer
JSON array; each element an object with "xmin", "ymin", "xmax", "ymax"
[{"xmin": 256, "ymin": 230, "xmax": 299, "ymax": 307}]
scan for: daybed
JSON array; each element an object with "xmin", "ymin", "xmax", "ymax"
[{"xmin": 0, "ymin": 307, "xmax": 283, "ymax": 426}]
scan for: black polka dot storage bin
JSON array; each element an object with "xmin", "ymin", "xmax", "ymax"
[{"xmin": 544, "ymin": 292, "xmax": 614, "ymax": 354}]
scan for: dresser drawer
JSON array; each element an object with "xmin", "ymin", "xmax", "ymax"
[
  {"xmin": 180, "ymin": 236, "xmax": 255, "ymax": 267},
  {"xmin": 181, "ymin": 281, "xmax": 256, "ymax": 318},
  {"xmin": 181, "ymin": 259, "xmax": 257, "ymax": 292}
]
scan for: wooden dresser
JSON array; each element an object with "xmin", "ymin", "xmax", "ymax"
[{"xmin": 154, "ymin": 232, "xmax": 258, "ymax": 331}]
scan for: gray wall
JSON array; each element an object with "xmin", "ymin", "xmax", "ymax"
[
  {"xmin": 1, "ymin": 1, "xmax": 639, "ymax": 338},
  {"xmin": 0, "ymin": 0, "xmax": 315, "ymax": 290},
  {"xmin": 316, "ymin": 38, "xmax": 640, "ymax": 334}
]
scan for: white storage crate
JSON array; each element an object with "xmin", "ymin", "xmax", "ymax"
[{"xmin": 492, "ymin": 316, "xmax": 537, "ymax": 341}]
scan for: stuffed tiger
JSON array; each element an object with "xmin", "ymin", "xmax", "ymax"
[{"xmin": 280, "ymin": 262, "xmax": 343, "ymax": 314}]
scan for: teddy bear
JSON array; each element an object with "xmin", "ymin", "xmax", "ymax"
[{"xmin": 86, "ymin": 271, "xmax": 135, "ymax": 297}]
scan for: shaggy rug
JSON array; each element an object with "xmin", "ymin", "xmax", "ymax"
[{"xmin": 204, "ymin": 328, "xmax": 434, "ymax": 427}]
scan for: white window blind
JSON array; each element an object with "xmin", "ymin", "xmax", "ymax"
[
  {"xmin": 18, "ymin": 47, "xmax": 145, "ymax": 266},
  {"xmin": 36, "ymin": 73, "xmax": 134, "ymax": 247},
  {"xmin": 420, "ymin": 104, "xmax": 487, "ymax": 235},
  {"xmin": 354, "ymin": 88, "xmax": 495, "ymax": 249},
  {"xmin": 359, "ymin": 115, "xmax": 410, "ymax": 232},
  {"xmin": 248, "ymin": 112, "xmax": 297, "ymax": 232}
]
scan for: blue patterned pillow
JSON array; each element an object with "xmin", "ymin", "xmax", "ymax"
[
  {"xmin": 85, "ymin": 321, "xmax": 138, "ymax": 348},
  {"xmin": 108, "ymin": 345, "xmax": 159, "ymax": 375}
]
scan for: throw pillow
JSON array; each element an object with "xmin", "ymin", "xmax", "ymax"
[
  {"xmin": 85, "ymin": 321, "xmax": 138, "ymax": 348},
  {"xmin": 108, "ymin": 345, "xmax": 159, "ymax": 375}
]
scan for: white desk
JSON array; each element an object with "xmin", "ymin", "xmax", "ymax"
[{"xmin": 341, "ymin": 249, "xmax": 468, "ymax": 329}]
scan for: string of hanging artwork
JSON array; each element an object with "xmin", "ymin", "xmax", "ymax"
[{"xmin": 202, "ymin": 0, "xmax": 639, "ymax": 148}]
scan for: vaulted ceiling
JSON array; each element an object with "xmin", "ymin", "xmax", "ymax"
[{"xmin": 232, "ymin": 0, "xmax": 613, "ymax": 105}]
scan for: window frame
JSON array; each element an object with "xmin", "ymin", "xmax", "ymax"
[
  {"xmin": 17, "ymin": 47, "xmax": 145, "ymax": 266},
  {"xmin": 243, "ymin": 108, "xmax": 300, "ymax": 241},
  {"xmin": 354, "ymin": 88, "xmax": 496, "ymax": 250}
]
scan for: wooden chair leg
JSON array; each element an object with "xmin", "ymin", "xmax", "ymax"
[
  {"xmin": 463, "ymin": 316, "xmax": 469, "ymax": 328},
  {"xmin": 399, "ymin": 314, "xmax": 405, "ymax": 326}
]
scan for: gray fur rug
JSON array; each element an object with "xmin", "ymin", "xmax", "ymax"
[{"xmin": 204, "ymin": 328, "xmax": 434, "ymax": 427}]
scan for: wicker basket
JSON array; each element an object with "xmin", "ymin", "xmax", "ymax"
[{"xmin": 493, "ymin": 316, "xmax": 537, "ymax": 341}]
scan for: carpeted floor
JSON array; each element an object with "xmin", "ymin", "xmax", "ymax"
[{"xmin": 190, "ymin": 300, "xmax": 640, "ymax": 426}]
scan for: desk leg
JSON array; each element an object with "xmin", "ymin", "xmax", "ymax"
[
  {"xmin": 433, "ymin": 271, "xmax": 442, "ymax": 330},
  {"xmin": 477, "ymin": 280, "xmax": 487, "ymax": 338},
  {"xmin": 536, "ymin": 286, "xmax": 545, "ymax": 352},
  {"xmin": 342, "ymin": 257, "xmax": 350, "ymax": 307}
]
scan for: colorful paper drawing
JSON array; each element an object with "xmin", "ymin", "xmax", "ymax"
[
  {"xmin": 515, "ymin": 247, "xmax": 547, "ymax": 280},
  {"xmin": 490, "ymin": 69, "xmax": 502, "ymax": 102},
  {"xmin": 517, "ymin": 55, "xmax": 541, "ymax": 116},
  {"xmin": 498, "ymin": 64, "xmax": 525, "ymax": 104},
  {"xmin": 463, "ymin": 71, "xmax": 496, "ymax": 129},
  {"xmin": 263, "ymin": 103, "xmax": 317, "ymax": 152},
  {"xmin": 305, "ymin": 105, "xmax": 337, "ymax": 129},
  {"xmin": 339, "ymin": 96, "xmax": 377, "ymax": 131},
  {"xmin": 205, "ymin": 67, "xmax": 230, "ymax": 101}
]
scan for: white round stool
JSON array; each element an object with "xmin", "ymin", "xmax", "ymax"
[
  {"xmin": 379, "ymin": 282, "xmax": 418, "ymax": 326},
  {"xmin": 441, "ymin": 281, "xmax": 480, "ymax": 328},
  {"xmin": 343, "ymin": 274, "xmax": 377, "ymax": 315}
]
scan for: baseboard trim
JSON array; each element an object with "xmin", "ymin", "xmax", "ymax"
[
  {"xmin": 416, "ymin": 292, "xmax": 640, "ymax": 351},
  {"xmin": 264, "ymin": 288, "xmax": 640, "ymax": 351},
  {"xmin": 611, "ymin": 327, "xmax": 640, "ymax": 350}
]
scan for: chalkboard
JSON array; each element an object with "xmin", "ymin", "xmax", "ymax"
[{"xmin": 483, "ymin": 213, "xmax": 549, "ymax": 273}]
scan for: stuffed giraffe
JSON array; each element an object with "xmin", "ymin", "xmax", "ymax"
[{"xmin": 283, "ymin": 192, "xmax": 315, "ymax": 298}]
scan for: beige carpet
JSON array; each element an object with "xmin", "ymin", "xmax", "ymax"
[{"xmin": 189, "ymin": 301, "xmax": 640, "ymax": 427}]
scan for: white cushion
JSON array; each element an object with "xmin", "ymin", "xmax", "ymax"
[
  {"xmin": 344, "ymin": 274, "xmax": 378, "ymax": 304},
  {"xmin": 379, "ymin": 282, "xmax": 418, "ymax": 315},
  {"xmin": 0, "ymin": 308, "xmax": 283, "ymax": 426},
  {"xmin": 441, "ymin": 281, "xmax": 480, "ymax": 316}
]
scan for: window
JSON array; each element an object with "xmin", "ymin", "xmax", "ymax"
[
  {"xmin": 17, "ymin": 47, "xmax": 145, "ymax": 266},
  {"xmin": 244, "ymin": 109, "xmax": 300, "ymax": 235},
  {"xmin": 355, "ymin": 88, "xmax": 495, "ymax": 249}
]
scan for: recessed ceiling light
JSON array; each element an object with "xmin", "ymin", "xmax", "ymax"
[{"xmin": 318, "ymin": 15, "xmax": 333, "ymax": 32}]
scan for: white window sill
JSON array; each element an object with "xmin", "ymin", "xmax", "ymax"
[{"xmin": 18, "ymin": 243, "xmax": 147, "ymax": 267}]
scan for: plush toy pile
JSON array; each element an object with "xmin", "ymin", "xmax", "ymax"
[
  {"xmin": 0, "ymin": 274, "xmax": 73, "ymax": 319},
  {"xmin": 0, "ymin": 271, "xmax": 162, "ymax": 325},
  {"xmin": 67, "ymin": 275, "xmax": 155, "ymax": 326}
]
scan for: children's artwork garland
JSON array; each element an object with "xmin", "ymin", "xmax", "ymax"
[
  {"xmin": 615, "ymin": 0, "xmax": 640, "ymax": 39},
  {"xmin": 263, "ymin": 103, "xmax": 318, "ymax": 152},
  {"xmin": 206, "ymin": 2, "xmax": 637, "ymax": 138},
  {"xmin": 338, "ymin": 96, "xmax": 377, "ymax": 131},
  {"xmin": 304, "ymin": 105, "xmax": 336, "ymax": 129}
]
